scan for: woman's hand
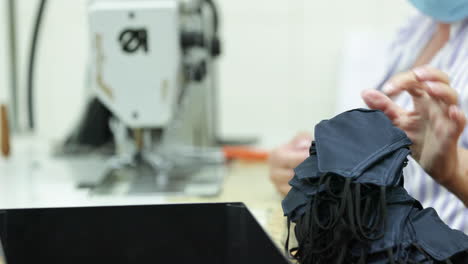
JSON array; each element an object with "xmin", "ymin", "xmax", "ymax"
[
  {"xmin": 268, "ymin": 133, "xmax": 312, "ymax": 196},
  {"xmin": 361, "ymin": 65, "xmax": 467, "ymax": 197}
]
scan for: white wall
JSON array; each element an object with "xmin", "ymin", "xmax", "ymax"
[
  {"xmin": 2, "ymin": 0, "xmax": 415, "ymax": 148},
  {"xmin": 218, "ymin": 0, "xmax": 414, "ymax": 147},
  {"xmin": 16, "ymin": 0, "xmax": 89, "ymax": 140}
]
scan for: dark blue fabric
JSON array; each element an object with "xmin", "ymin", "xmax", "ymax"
[
  {"xmin": 282, "ymin": 108, "xmax": 468, "ymax": 263},
  {"xmin": 355, "ymin": 147, "xmax": 411, "ymax": 186},
  {"xmin": 314, "ymin": 109, "xmax": 412, "ymax": 183},
  {"xmin": 294, "ymin": 155, "xmax": 321, "ymax": 181},
  {"xmin": 410, "ymin": 208, "xmax": 468, "ymax": 261},
  {"xmin": 282, "ymin": 187, "xmax": 308, "ymax": 222},
  {"xmin": 349, "ymin": 187, "xmax": 416, "ymax": 257},
  {"xmin": 288, "ymin": 175, "xmax": 323, "ymax": 196}
]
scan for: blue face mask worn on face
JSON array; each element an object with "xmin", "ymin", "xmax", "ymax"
[{"xmin": 408, "ymin": 0, "xmax": 468, "ymax": 22}]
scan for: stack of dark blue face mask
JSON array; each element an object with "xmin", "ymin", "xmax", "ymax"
[{"xmin": 282, "ymin": 109, "xmax": 468, "ymax": 264}]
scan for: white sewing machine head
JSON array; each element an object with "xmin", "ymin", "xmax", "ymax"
[
  {"xmin": 79, "ymin": 0, "xmax": 224, "ymax": 196},
  {"xmin": 89, "ymin": 0, "xmax": 181, "ymax": 128}
]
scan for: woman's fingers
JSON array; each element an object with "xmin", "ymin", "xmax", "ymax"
[
  {"xmin": 269, "ymin": 141, "xmax": 309, "ymax": 172},
  {"xmin": 383, "ymin": 71, "xmax": 426, "ymax": 97},
  {"xmin": 448, "ymin": 105, "xmax": 467, "ymax": 137},
  {"xmin": 268, "ymin": 137, "xmax": 310, "ymax": 196},
  {"xmin": 425, "ymin": 81, "xmax": 459, "ymax": 105},
  {"xmin": 383, "ymin": 66, "xmax": 450, "ymax": 98},
  {"xmin": 269, "ymin": 167, "xmax": 293, "ymax": 196},
  {"xmin": 413, "ymin": 65, "xmax": 451, "ymax": 84},
  {"xmin": 268, "ymin": 161, "xmax": 295, "ymax": 196},
  {"xmin": 275, "ymin": 150, "xmax": 309, "ymax": 169},
  {"xmin": 290, "ymin": 132, "xmax": 313, "ymax": 150},
  {"xmin": 361, "ymin": 89, "xmax": 406, "ymax": 122},
  {"xmin": 269, "ymin": 167, "xmax": 294, "ymax": 183}
]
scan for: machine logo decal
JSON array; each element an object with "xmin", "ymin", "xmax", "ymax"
[{"xmin": 118, "ymin": 28, "xmax": 149, "ymax": 53}]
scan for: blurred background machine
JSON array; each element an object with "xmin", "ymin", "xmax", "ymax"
[{"xmin": 57, "ymin": 0, "xmax": 226, "ymax": 196}]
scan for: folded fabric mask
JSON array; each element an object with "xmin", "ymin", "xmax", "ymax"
[{"xmin": 282, "ymin": 109, "xmax": 468, "ymax": 264}]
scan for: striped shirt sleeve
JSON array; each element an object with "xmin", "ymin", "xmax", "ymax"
[{"xmin": 451, "ymin": 36, "xmax": 468, "ymax": 148}]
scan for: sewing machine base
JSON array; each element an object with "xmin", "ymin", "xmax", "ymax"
[{"xmin": 84, "ymin": 161, "xmax": 225, "ymax": 197}]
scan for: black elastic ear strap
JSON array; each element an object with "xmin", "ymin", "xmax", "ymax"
[
  {"xmin": 364, "ymin": 186, "xmax": 387, "ymax": 240},
  {"xmin": 335, "ymin": 178, "xmax": 352, "ymax": 227},
  {"xmin": 285, "ymin": 217, "xmax": 291, "ymax": 256},
  {"xmin": 287, "ymin": 178, "xmax": 413, "ymax": 263},
  {"xmin": 387, "ymin": 247, "xmax": 396, "ymax": 264},
  {"xmin": 356, "ymin": 247, "xmax": 368, "ymax": 264},
  {"xmin": 346, "ymin": 184, "xmax": 357, "ymax": 237},
  {"xmin": 312, "ymin": 175, "xmax": 336, "ymax": 230},
  {"xmin": 377, "ymin": 186, "xmax": 388, "ymax": 239},
  {"xmin": 325, "ymin": 176, "xmax": 341, "ymax": 199}
]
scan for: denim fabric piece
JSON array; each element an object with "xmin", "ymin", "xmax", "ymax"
[
  {"xmin": 282, "ymin": 108, "xmax": 468, "ymax": 263},
  {"xmin": 355, "ymin": 147, "xmax": 411, "ymax": 186},
  {"xmin": 288, "ymin": 174, "xmax": 322, "ymax": 196},
  {"xmin": 282, "ymin": 187, "xmax": 308, "ymax": 221},
  {"xmin": 314, "ymin": 109, "xmax": 412, "ymax": 180},
  {"xmin": 411, "ymin": 208, "xmax": 468, "ymax": 261},
  {"xmin": 294, "ymin": 155, "xmax": 321, "ymax": 181},
  {"xmin": 359, "ymin": 188, "xmax": 416, "ymax": 254}
]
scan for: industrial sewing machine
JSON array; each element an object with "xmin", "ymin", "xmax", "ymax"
[{"xmin": 58, "ymin": 0, "xmax": 225, "ymax": 196}]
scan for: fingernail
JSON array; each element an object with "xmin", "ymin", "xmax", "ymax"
[
  {"xmin": 361, "ymin": 89, "xmax": 372, "ymax": 99},
  {"xmin": 449, "ymin": 104, "xmax": 457, "ymax": 112},
  {"xmin": 295, "ymin": 139, "xmax": 311, "ymax": 150},
  {"xmin": 425, "ymin": 81, "xmax": 438, "ymax": 92},
  {"xmin": 449, "ymin": 105, "xmax": 461, "ymax": 120},
  {"xmin": 413, "ymin": 66, "xmax": 429, "ymax": 80},
  {"xmin": 456, "ymin": 107, "xmax": 465, "ymax": 118},
  {"xmin": 383, "ymin": 83, "xmax": 395, "ymax": 94}
]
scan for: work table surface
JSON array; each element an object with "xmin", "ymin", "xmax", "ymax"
[
  {"xmin": 0, "ymin": 137, "xmax": 287, "ymax": 248},
  {"xmin": 170, "ymin": 161, "xmax": 287, "ymax": 248}
]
